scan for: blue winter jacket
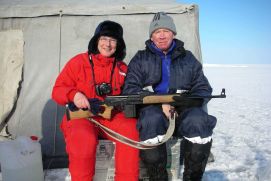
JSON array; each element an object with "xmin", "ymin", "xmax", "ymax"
[
  {"xmin": 123, "ymin": 39, "xmax": 216, "ymax": 139},
  {"xmin": 122, "ymin": 39, "xmax": 212, "ymax": 97}
]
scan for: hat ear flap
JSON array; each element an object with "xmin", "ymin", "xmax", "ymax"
[
  {"xmin": 115, "ymin": 38, "xmax": 126, "ymax": 61},
  {"xmin": 88, "ymin": 36, "xmax": 99, "ymax": 55}
]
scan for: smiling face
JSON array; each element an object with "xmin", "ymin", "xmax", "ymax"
[
  {"xmin": 97, "ymin": 36, "xmax": 117, "ymax": 57},
  {"xmin": 151, "ymin": 28, "xmax": 175, "ymax": 53}
]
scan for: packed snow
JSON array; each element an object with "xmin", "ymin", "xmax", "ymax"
[
  {"xmin": 1, "ymin": 64, "xmax": 271, "ymax": 181},
  {"xmin": 202, "ymin": 64, "xmax": 271, "ymax": 181}
]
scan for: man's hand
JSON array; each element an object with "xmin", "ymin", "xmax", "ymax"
[
  {"xmin": 73, "ymin": 92, "xmax": 90, "ymax": 109},
  {"xmin": 162, "ymin": 104, "xmax": 174, "ymax": 119}
]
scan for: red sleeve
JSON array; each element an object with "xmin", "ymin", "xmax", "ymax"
[
  {"xmin": 117, "ymin": 61, "xmax": 128, "ymax": 74},
  {"xmin": 51, "ymin": 55, "xmax": 81, "ymax": 105}
]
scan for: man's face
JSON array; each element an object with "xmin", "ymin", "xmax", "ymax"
[{"xmin": 151, "ymin": 28, "xmax": 174, "ymax": 53}]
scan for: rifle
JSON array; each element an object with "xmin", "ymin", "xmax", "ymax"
[
  {"xmin": 66, "ymin": 88, "xmax": 226, "ymax": 120},
  {"xmin": 65, "ymin": 89, "xmax": 226, "ymax": 149}
]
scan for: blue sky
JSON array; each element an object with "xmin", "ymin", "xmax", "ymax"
[{"xmin": 176, "ymin": 0, "xmax": 271, "ymax": 64}]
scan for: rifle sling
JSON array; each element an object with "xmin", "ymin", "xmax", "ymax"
[{"xmin": 88, "ymin": 112, "xmax": 176, "ymax": 150}]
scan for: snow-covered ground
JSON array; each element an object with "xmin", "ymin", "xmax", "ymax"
[
  {"xmin": 202, "ymin": 64, "xmax": 271, "ymax": 181},
  {"xmin": 1, "ymin": 64, "xmax": 271, "ymax": 181}
]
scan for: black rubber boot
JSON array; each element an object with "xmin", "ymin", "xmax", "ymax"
[
  {"xmin": 141, "ymin": 144, "xmax": 168, "ymax": 181},
  {"xmin": 144, "ymin": 161, "xmax": 168, "ymax": 181},
  {"xmin": 183, "ymin": 139, "xmax": 212, "ymax": 181},
  {"xmin": 180, "ymin": 139, "xmax": 215, "ymax": 165}
]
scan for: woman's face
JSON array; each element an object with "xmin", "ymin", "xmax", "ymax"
[{"xmin": 97, "ymin": 36, "xmax": 117, "ymax": 57}]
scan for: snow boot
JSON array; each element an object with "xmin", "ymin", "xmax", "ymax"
[
  {"xmin": 183, "ymin": 139, "xmax": 212, "ymax": 181},
  {"xmin": 144, "ymin": 161, "xmax": 168, "ymax": 181},
  {"xmin": 141, "ymin": 144, "xmax": 168, "ymax": 181},
  {"xmin": 180, "ymin": 139, "xmax": 214, "ymax": 166}
]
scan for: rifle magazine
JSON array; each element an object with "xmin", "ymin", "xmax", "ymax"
[{"xmin": 124, "ymin": 105, "xmax": 136, "ymax": 118}]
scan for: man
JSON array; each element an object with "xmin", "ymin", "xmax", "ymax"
[{"xmin": 122, "ymin": 12, "xmax": 217, "ymax": 181}]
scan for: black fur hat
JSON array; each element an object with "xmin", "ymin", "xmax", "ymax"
[{"xmin": 88, "ymin": 20, "xmax": 126, "ymax": 61}]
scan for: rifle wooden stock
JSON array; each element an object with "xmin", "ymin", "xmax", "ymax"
[
  {"xmin": 67, "ymin": 105, "xmax": 114, "ymax": 120},
  {"xmin": 68, "ymin": 109, "xmax": 94, "ymax": 120}
]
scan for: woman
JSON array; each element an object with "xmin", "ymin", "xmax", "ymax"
[{"xmin": 52, "ymin": 20, "xmax": 139, "ymax": 181}]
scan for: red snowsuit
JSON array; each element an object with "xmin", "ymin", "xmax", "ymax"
[{"xmin": 52, "ymin": 52, "xmax": 139, "ymax": 181}]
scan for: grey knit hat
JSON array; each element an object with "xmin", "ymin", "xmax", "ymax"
[{"xmin": 149, "ymin": 12, "xmax": 177, "ymax": 37}]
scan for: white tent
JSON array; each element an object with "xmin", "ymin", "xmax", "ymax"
[{"xmin": 0, "ymin": 0, "xmax": 202, "ymax": 168}]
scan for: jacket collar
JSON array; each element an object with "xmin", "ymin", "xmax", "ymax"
[
  {"xmin": 145, "ymin": 39, "xmax": 186, "ymax": 59},
  {"xmin": 91, "ymin": 53, "xmax": 115, "ymax": 66},
  {"xmin": 150, "ymin": 40, "xmax": 176, "ymax": 56}
]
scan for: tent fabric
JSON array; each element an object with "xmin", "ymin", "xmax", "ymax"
[
  {"xmin": 0, "ymin": 0, "xmax": 202, "ymax": 167},
  {"xmin": 0, "ymin": 30, "xmax": 24, "ymax": 130},
  {"xmin": 0, "ymin": 0, "xmax": 191, "ymax": 17}
]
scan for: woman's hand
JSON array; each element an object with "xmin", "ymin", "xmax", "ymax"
[
  {"xmin": 73, "ymin": 92, "xmax": 90, "ymax": 109},
  {"xmin": 162, "ymin": 104, "xmax": 174, "ymax": 119}
]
